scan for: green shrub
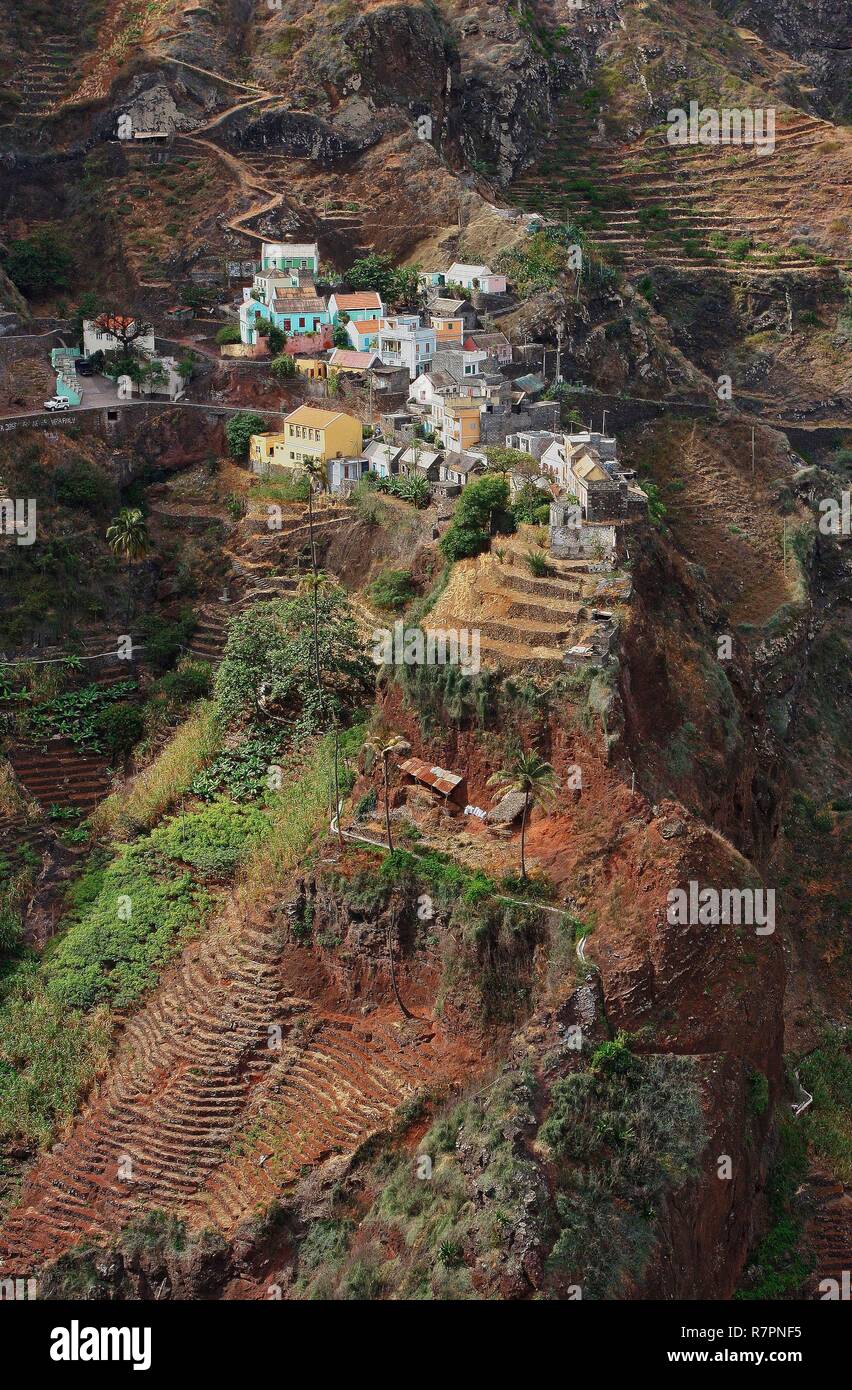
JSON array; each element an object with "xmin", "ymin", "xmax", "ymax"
[
  {"xmin": 368, "ymin": 568, "xmax": 415, "ymax": 611},
  {"xmin": 44, "ymin": 844, "xmax": 211, "ymax": 1011},
  {"xmin": 92, "ymin": 702, "xmax": 144, "ymax": 757},
  {"xmin": 226, "ymin": 411, "xmax": 267, "ymax": 459},
  {"xmin": 216, "ymin": 325, "xmax": 241, "ymax": 346},
  {"xmin": 54, "ymin": 457, "xmax": 115, "ymax": 512},
  {"xmin": 155, "ymin": 661, "xmax": 213, "ymax": 706},
  {"xmin": 148, "ymin": 800, "xmax": 269, "ymax": 876},
  {"xmin": 440, "ymin": 475, "xmax": 511, "ymax": 563}
]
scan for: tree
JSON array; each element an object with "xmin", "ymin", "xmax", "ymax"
[
  {"xmin": 344, "ymin": 253, "xmax": 423, "ymax": 310},
  {"xmin": 72, "ymin": 291, "xmax": 101, "ymax": 350},
  {"xmin": 214, "ymin": 590, "xmax": 372, "ymax": 728},
  {"xmin": 482, "ymin": 445, "xmax": 538, "ymax": 474},
  {"xmin": 267, "ymin": 325, "xmax": 286, "ymax": 355},
  {"xmin": 3, "ymin": 228, "xmax": 73, "ymax": 299},
  {"xmin": 270, "ymin": 354, "xmax": 296, "ymax": 380},
  {"xmin": 216, "ymin": 325, "xmax": 241, "ymax": 346},
  {"xmin": 93, "ymin": 702, "xmax": 144, "ymax": 759},
  {"xmin": 488, "ymin": 748, "xmax": 558, "ymax": 880},
  {"xmin": 106, "ymin": 508, "xmax": 150, "ymax": 622},
  {"xmin": 225, "ymin": 411, "xmax": 266, "ymax": 459},
  {"xmin": 440, "ymin": 473, "xmax": 512, "ymax": 563},
  {"xmin": 345, "ymin": 253, "xmax": 398, "ymax": 302},
  {"xmin": 95, "ymin": 312, "xmax": 153, "ymax": 356}
]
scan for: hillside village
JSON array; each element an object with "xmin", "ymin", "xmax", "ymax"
[{"xmin": 0, "ymin": 0, "xmax": 849, "ymax": 1325}]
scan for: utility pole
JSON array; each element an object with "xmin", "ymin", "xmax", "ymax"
[
  {"xmin": 751, "ymin": 425, "xmax": 755, "ymax": 475},
  {"xmin": 602, "ymin": 409, "xmax": 608, "ymax": 436},
  {"xmin": 556, "ymin": 327, "xmax": 562, "ymax": 385}
]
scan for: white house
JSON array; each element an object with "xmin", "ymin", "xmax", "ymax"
[
  {"xmin": 83, "ymin": 315, "xmax": 156, "ymax": 358},
  {"xmin": 408, "ymin": 369, "xmax": 457, "ymax": 409},
  {"xmin": 445, "ymin": 262, "xmax": 507, "ymax": 295},
  {"xmin": 362, "ymin": 439, "xmax": 403, "ymax": 478},
  {"xmin": 377, "ymin": 314, "xmax": 436, "ymax": 380}
]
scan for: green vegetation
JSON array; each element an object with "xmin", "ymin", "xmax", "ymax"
[
  {"xmin": 440, "ymin": 474, "xmax": 512, "ymax": 562},
  {"xmin": 368, "ymin": 568, "xmax": 416, "ymax": 612},
  {"xmin": 541, "ymin": 1043, "xmax": 706, "ymax": 1296},
  {"xmin": 293, "ymin": 1037, "xmax": 706, "ymax": 1300},
  {"xmin": 372, "ymin": 473, "xmax": 431, "ymax": 508},
  {"xmin": 92, "ymin": 702, "xmax": 220, "ymax": 837},
  {"xmin": 735, "ymin": 1118, "xmax": 811, "ymax": 1300},
  {"xmin": 225, "ymin": 412, "xmax": 267, "ymax": 460},
  {"xmin": 488, "ymin": 748, "xmax": 558, "ymax": 880},
  {"xmin": 344, "ymin": 253, "xmax": 421, "ymax": 310},
  {"xmin": 215, "ymin": 325, "xmax": 241, "ymax": 346},
  {"xmin": 3, "ymin": 227, "xmax": 73, "ymax": 299},
  {"xmin": 24, "ymin": 680, "xmax": 138, "ymax": 751},
  {"xmin": 213, "ymin": 588, "xmax": 372, "ymax": 728},
  {"xmin": 270, "ymin": 354, "xmax": 297, "ymax": 380},
  {"xmin": 798, "ymin": 1028, "xmax": 852, "ymax": 1184},
  {"xmin": 44, "ymin": 836, "xmax": 214, "ymax": 1010}
]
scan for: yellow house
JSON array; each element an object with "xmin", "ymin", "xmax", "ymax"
[
  {"xmin": 249, "ymin": 432, "xmax": 288, "ymax": 472},
  {"xmin": 438, "ymin": 398, "xmax": 481, "ymax": 452},
  {"xmin": 281, "ymin": 405, "xmax": 362, "ymax": 466},
  {"xmin": 294, "ymin": 356, "xmax": 328, "ymax": 381}
]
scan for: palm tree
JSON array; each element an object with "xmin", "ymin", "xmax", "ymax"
[
  {"xmin": 296, "ymin": 569, "xmax": 335, "ymax": 695},
  {"xmin": 106, "ymin": 508, "xmax": 149, "ymax": 623},
  {"xmin": 488, "ymin": 748, "xmax": 559, "ymax": 880}
]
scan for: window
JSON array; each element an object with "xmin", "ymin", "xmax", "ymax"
[{"xmin": 299, "ymin": 317, "xmax": 305, "ymax": 328}]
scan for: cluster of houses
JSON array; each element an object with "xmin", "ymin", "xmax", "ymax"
[
  {"xmin": 249, "ymin": 400, "xmax": 646, "ymax": 533},
  {"xmin": 233, "ymin": 241, "xmax": 512, "ymax": 391}
]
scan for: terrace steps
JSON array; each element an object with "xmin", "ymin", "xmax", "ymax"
[
  {"xmin": 509, "ymin": 99, "xmax": 851, "ymax": 276},
  {"xmin": 7, "ymin": 740, "xmax": 112, "ymax": 813}
]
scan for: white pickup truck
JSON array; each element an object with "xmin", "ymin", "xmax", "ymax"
[{"xmin": 43, "ymin": 396, "xmax": 71, "ymax": 411}]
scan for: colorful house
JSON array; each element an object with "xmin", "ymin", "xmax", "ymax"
[
  {"xmin": 346, "ymin": 318, "xmax": 382, "ymax": 352},
  {"xmin": 294, "ymin": 357, "xmax": 329, "ymax": 381},
  {"xmin": 376, "ymin": 314, "xmax": 436, "ymax": 380},
  {"xmin": 328, "ymin": 291, "xmax": 384, "ymax": 326},
  {"xmin": 248, "ymin": 433, "xmax": 289, "ymax": 473},
  {"xmin": 281, "ymin": 405, "xmax": 363, "ymax": 467},
  {"xmin": 260, "ymin": 241, "xmax": 319, "ymax": 275},
  {"xmin": 432, "ymin": 396, "xmax": 482, "ymax": 452},
  {"xmin": 239, "ymin": 266, "xmax": 332, "ymax": 350},
  {"xmin": 429, "ymin": 308, "xmax": 466, "ymax": 347}
]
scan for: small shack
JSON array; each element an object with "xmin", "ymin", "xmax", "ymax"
[{"xmin": 399, "ymin": 756, "xmax": 466, "ymax": 806}]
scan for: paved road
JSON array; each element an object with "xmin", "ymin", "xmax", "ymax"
[{"xmin": 0, "ymin": 397, "xmax": 287, "ymax": 425}]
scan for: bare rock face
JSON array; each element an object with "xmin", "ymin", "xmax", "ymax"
[{"xmin": 712, "ymin": 0, "xmax": 852, "ymax": 116}]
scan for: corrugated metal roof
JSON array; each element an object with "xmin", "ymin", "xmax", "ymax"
[{"xmin": 400, "ymin": 756, "xmax": 464, "ymax": 795}]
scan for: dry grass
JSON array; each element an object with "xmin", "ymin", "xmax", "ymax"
[
  {"xmin": 90, "ymin": 702, "xmax": 220, "ymax": 838},
  {"xmin": 0, "ymin": 761, "xmax": 28, "ymax": 819}
]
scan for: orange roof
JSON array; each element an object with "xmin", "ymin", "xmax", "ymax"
[{"xmin": 335, "ymin": 292, "xmax": 382, "ymax": 310}]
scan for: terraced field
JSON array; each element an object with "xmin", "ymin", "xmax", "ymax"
[
  {"xmin": 0, "ymin": 906, "xmax": 466, "ymax": 1273},
  {"xmin": 509, "ymin": 100, "xmax": 852, "ymax": 278},
  {"xmin": 426, "ymin": 530, "xmax": 627, "ymax": 667}
]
